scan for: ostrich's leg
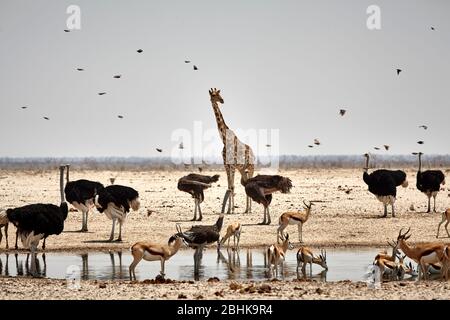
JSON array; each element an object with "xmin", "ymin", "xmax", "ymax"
[
  {"xmin": 116, "ymin": 221, "xmax": 123, "ymax": 242},
  {"xmin": 191, "ymin": 199, "xmax": 198, "ymax": 221},
  {"xmin": 266, "ymin": 206, "xmax": 271, "ymax": 225},
  {"xmin": 427, "ymin": 195, "xmax": 431, "ymax": 213},
  {"xmin": 83, "ymin": 209, "xmax": 89, "ymax": 232},
  {"xmin": 392, "ymin": 202, "xmax": 395, "ymax": 217},
  {"xmin": 15, "ymin": 230, "xmax": 18, "ymax": 250},
  {"xmin": 109, "ymin": 219, "xmax": 116, "ymax": 242},
  {"xmin": 383, "ymin": 204, "xmax": 388, "ymax": 217},
  {"xmin": 259, "ymin": 207, "xmax": 267, "ymax": 225},
  {"xmin": 42, "ymin": 237, "xmax": 46, "ymax": 250},
  {"xmin": 42, "ymin": 253, "xmax": 47, "ymax": 276},
  {"xmin": 433, "ymin": 194, "xmax": 437, "ymax": 213},
  {"xmin": 197, "ymin": 201, "xmax": 203, "ymax": 221},
  {"xmin": 4, "ymin": 223, "xmax": 8, "ymax": 249}
]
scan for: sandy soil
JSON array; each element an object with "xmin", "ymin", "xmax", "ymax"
[
  {"xmin": 0, "ymin": 276, "xmax": 449, "ymax": 300},
  {"xmin": 1, "ymin": 168, "xmax": 449, "ymax": 251},
  {"xmin": 0, "ymin": 168, "xmax": 449, "ymax": 300}
]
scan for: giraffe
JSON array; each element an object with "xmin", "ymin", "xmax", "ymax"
[{"xmin": 209, "ymin": 88, "xmax": 255, "ymax": 214}]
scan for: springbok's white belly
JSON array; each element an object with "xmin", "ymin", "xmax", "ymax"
[
  {"xmin": 421, "ymin": 252, "xmax": 439, "ymax": 264},
  {"xmin": 143, "ymin": 251, "xmax": 163, "ymax": 262},
  {"xmin": 288, "ymin": 219, "xmax": 301, "ymax": 225}
]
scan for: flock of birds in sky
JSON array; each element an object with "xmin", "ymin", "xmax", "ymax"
[{"xmin": 14, "ymin": 26, "xmax": 439, "ymax": 157}]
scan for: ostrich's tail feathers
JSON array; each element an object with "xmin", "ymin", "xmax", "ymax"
[
  {"xmin": 279, "ymin": 177, "xmax": 293, "ymax": 193},
  {"xmin": 0, "ymin": 210, "xmax": 8, "ymax": 225},
  {"xmin": 130, "ymin": 198, "xmax": 141, "ymax": 211}
]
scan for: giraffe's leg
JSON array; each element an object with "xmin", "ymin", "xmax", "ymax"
[{"xmin": 228, "ymin": 166, "xmax": 236, "ymax": 214}]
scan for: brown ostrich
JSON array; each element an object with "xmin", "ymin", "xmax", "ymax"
[
  {"xmin": 177, "ymin": 173, "xmax": 220, "ymax": 221},
  {"xmin": 244, "ymin": 175, "xmax": 292, "ymax": 225}
]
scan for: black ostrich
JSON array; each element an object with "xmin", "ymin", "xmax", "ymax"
[
  {"xmin": 413, "ymin": 152, "xmax": 445, "ymax": 213},
  {"xmin": 3, "ymin": 166, "xmax": 68, "ymax": 275},
  {"xmin": 244, "ymin": 175, "xmax": 293, "ymax": 225},
  {"xmin": 94, "ymin": 185, "xmax": 140, "ymax": 242},
  {"xmin": 64, "ymin": 165, "xmax": 105, "ymax": 232},
  {"xmin": 363, "ymin": 153, "xmax": 408, "ymax": 217},
  {"xmin": 177, "ymin": 173, "xmax": 220, "ymax": 221},
  {"xmin": 171, "ymin": 214, "xmax": 224, "ymax": 278}
]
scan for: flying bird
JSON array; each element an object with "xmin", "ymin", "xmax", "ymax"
[
  {"xmin": 431, "ymin": 27, "xmax": 435, "ymax": 30},
  {"xmin": 43, "ymin": 117, "xmax": 50, "ymax": 120},
  {"xmin": 308, "ymin": 145, "xmax": 314, "ymax": 148},
  {"xmin": 156, "ymin": 148, "xmax": 162, "ymax": 153},
  {"xmin": 193, "ymin": 65, "xmax": 198, "ymax": 70},
  {"xmin": 419, "ymin": 125, "xmax": 428, "ymax": 130},
  {"xmin": 384, "ymin": 145, "xmax": 390, "ymax": 151},
  {"xmin": 117, "ymin": 115, "xmax": 124, "ymax": 119},
  {"xmin": 314, "ymin": 139, "xmax": 321, "ymax": 146},
  {"xmin": 417, "ymin": 141, "xmax": 424, "ymax": 145},
  {"xmin": 179, "ymin": 142, "xmax": 184, "ymax": 149},
  {"xmin": 339, "ymin": 109, "xmax": 346, "ymax": 116},
  {"xmin": 266, "ymin": 144, "xmax": 272, "ymax": 148},
  {"xmin": 98, "ymin": 92, "xmax": 106, "ymax": 96},
  {"xmin": 374, "ymin": 147, "xmax": 380, "ymax": 150},
  {"xmin": 64, "ymin": 29, "xmax": 70, "ymax": 33},
  {"xmin": 76, "ymin": 68, "xmax": 84, "ymax": 71},
  {"xmin": 184, "ymin": 60, "xmax": 191, "ymax": 63},
  {"xmin": 21, "ymin": 106, "xmax": 27, "ymax": 109},
  {"xmin": 396, "ymin": 69, "xmax": 402, "ymax": 75},
  {"xmin": 136, "ymin": 49, "xmax": 143, "ymax": 53},
  {"xmin": 113, "ymin": 75, "xmax": 121, "ymax": 79}
]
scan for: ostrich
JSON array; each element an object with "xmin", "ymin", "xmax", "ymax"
[
  {"xmin": 171, "ymin": 214, "xmax": 224, "ymax": 278},
  {"xmin": 94, "ymin": 185, "xmax": 140, "ymax": 242},
  {"xmin": 244, "ymin": 175, "xmax": 292, "ymax": 225},
  {"xmin": 64, "ymin": 165, "xmax": 105, "ymax": 232},
  {"xmin": 177, "ymin": 173, "xmax": 220, "ymax": 221},
  {"xmin": 363, "ymin": 153, "xmax": 408, "ymax": 217},
  {"xmin": 413, "ymin": 152, "xmax": 445, "ymax": 213},
  {"xmin": 2, "ymin": 165, "xmax": 68, "ymax": 276}
]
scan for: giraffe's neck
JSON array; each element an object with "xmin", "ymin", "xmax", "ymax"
[{"xmin": 211, "ymin": 100, "xmax": 230, "ymax": 144}]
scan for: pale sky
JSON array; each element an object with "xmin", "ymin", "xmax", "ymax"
[{"xmin": 0, "ymin": 0, "xmax": 449, "ymax": 158}]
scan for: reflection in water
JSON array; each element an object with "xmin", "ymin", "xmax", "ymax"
[{"xmin": 0, "ymin": 248, "xmax": 434, "ymax": 282}]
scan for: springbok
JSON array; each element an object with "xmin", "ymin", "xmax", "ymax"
[
  {"xmin": 129, "ymin": 235, "xmax": 186, "ymax": 281},
  {"xmin": 277, "ymin": 200, "xmax": 314, "ymax": 243},
  {"xmin": 296, "ymin": 247, "xmax": 328, "ymax": 277},
  {"xmin": 436, "ymin": 208, "xmax": 450, "ymax": 238},
  {"xmin": 219, "ymin": 222, "xmax": 242, "ymax": 251},
  {"xmin": 267, "ymin": 233, "xmax": 293, "ymax": 278},
  {"xmin": 396, "ymin": 228, "xmax": 447, "ymax": 280}
]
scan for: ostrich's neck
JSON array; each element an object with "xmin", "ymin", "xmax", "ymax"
[
  {"xmin": 211, "ymin": 101, "xmax": 229, "ymax": 144},
  {"xmin": 418, "ymin": 155, "xmax": 422, "ymax": 172}
]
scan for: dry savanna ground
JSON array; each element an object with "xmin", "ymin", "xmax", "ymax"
[{"xmin": 0, "ymin": 168, "xmax": 449, "ymax": 300}]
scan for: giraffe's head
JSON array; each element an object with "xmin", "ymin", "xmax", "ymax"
[{"xmin": 209, "ymin": 88, "xmax": 224, "ymax": 104}]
